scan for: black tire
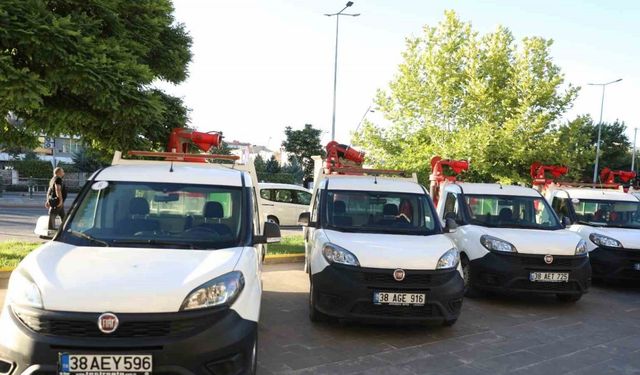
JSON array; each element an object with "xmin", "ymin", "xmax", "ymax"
[
  {"xmin": 443, "ymin": 318, "xmax": 458, "ymax": 327},
  {"xmin": 267, "ymin": 216, "xmax": 279, "ymax": 225},
  {"xmin": 308, "ymin": 275, "xmax": 330, "ymax": 323},
  {"xmin": 461, "ymin": 254, "xmax": 482, "ymax": 298},
  {"xmin": 556, "ymin": 293, "xmax": 582, "ymax": 303},
  {"xmin": 247, "ymin": 330, "xmax": 258, "ymax": 375}
]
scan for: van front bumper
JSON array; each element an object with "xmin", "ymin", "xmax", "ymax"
[
  {"xmin": 469, "ymin": 252, "xmax": 591, "ymax": 295},
  {"xmin": 311, "ymin": 264, "xmax": 464, "ymax": 324},
  {"xmin": 589, "ymin": 246, "xmax": 640, "ymax": 282},
  {"xmin": 0, "ymin": 304, "xmax": 257, "ymax": 375}
]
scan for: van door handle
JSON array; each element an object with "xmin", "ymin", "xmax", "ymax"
[{"xmin": 262, "ymin": 204, "xmax": 274, "ymax": 206}]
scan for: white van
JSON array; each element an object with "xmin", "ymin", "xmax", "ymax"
[
  {"xmin": 436, "ymin": 183, "xmax": 591, "ymax": 302},
  {"xmin": 546, "ymin": 187, "xmax": 640, "ymax": 282},
  {"xmin": 299, "ymin": 161, "xmax": 464, "ymax": 326},
  {"xmin": 0, "ymin": 151, "xmax": 279, "ymax": 375},
  {"xmin": 258, "ymin": 183, "xmax": 311, "ymax": 226}
]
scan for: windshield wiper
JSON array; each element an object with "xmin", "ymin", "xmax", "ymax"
[
  {"xmin": 110, "ymin": 239, "xmax": 203, "ymax": 249},
  {"xmin": 67, "ymin": 230, "xmax": 110, "ymax": 247},
  {"xmin": 576, "ymin": 220, "xmax": 604, "ymax": 227}
]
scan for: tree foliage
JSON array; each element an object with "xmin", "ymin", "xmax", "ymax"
[
  {"xmin": 353, "ymin": 10, "xmax": 579, "ymax": 184},
  {"xmin": 282, "ymin": 124, "xmax": 325, "ymax": 181},
  {"xmin": 0, "ymin": 0, "xmax": 192, "ymax": 152}
]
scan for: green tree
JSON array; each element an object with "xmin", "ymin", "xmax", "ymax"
[
  {"xmin": 72, "ymin": 148, "xmax": 110, "ymax": 173},
  {"xmin": 282, "ymin": 124, "xmax": 325, "ymax": 181},
  {"xmin": 265, "ymin": 155, "xmax": 281, "ymax": 174},
  {"xmin": 0, "ymin": 0, "xmax": 192, "ymax": 152},
  {"xmin": 282, "ymin": 156, "xmax": 305, "ymax": 185},
  {"xmin": 254, "ymin": 154, "xmax": 266, "ymax": 174},
  {"xmin": 353, "ymin": 10, "xmax": 578, "ymax": 184}
]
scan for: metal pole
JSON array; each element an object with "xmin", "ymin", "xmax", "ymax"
[
  {"xmin": 331, "ymin": 15, "xmax": 340, "ymax": 141},
  {"xmin": 632, "ymin": 127, "xmax": 638, "ymax": 172},
  {"xmin": 593, "ymin": 85, "xmax": 606, "ymax": 184}
]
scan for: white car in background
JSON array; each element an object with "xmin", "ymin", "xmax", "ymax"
[{"xmin": 259, "ymin": 183, "xmax": 311, "ymax": 226}]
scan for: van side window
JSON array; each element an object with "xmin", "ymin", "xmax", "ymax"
[
  {"xmin": 552, "ymin": 196, "xmax": 569, "ymax": 220},
  {"xmin": 274, "ymin": 189, "xmax": 293, "ymax": 203},
  {"xmin": 295, "ymin": 191, "xmax": 312, "ymax": 205},
  {"xmin": 443, "ymin": 192, "xmax": 461, "ymax": 222},
  {"xmin": 260, "ymin": 189, "xmax": 272, "ymax": 201},
  {"xmin": 311, "ymin": 192, "xmax": 320, "ymax": 222}
]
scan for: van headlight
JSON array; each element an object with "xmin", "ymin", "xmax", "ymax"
[
  {"xmin": 322, "ymin": 243, "xmax": 360, "ymax": 266},
  {"xmin": 7, "ymin": 270, "xmax": 43, "ymax": 309},
  {"xmin": 436, "ymin": 248, "xmax": 459, "ymax": 269},
  {"xmin": 480, "ymin": 235, "xmax": 517, "ymax": 253},
  {"xmin": 589, "ymin": 233, "xmax": 622, "ymax": 248},
  {"xmin": 180, "ymin": 271, "xmax": 244, "ymax": 311},
  {"xmin": 575, "ymin": 239, "xmax": 588, "ymax": 256}
]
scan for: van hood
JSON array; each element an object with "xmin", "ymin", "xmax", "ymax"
[
  {"xmin": 590, "ymin": 227, "xmax": 640, "ymax": 249},
  {"xmin": 324, "ymin": 230, "xmax": 455, "ymax": 270},
  {"xmin": 478, "ymin": 227, "xmax": 582, "ymax": 256},
  {"xmin": 18, "ymin": 241, "xmax": 243, "ymax": 313}
]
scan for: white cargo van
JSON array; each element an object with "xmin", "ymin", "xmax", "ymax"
[
  {"xmin": 546, "ymin": 187, "xmax": 640, "ymax": 282},
  {"xmin": 0, "ymin": 150, "xmax": 280, "ymax": 375},
  {"xmin": 299, "ymin": 150, "xmax": 464, "ymax": 326}
]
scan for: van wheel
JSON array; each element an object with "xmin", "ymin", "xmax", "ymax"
[
  {"xmin": 308, "ymin": 276, "xmax": 329, "ymax": 323},
  {"xmin": 556, "ymin": 293, "xmax": 582, "ymax": 303},
  {"xmin": 461, "ymin": 255, "xmax": 482, "ymax": 298},
  {"xmin": 248, "ymin": 330, "xmax": 258, "ymax": 375},
  {"xmin": 267, "ymin": 216, "xmax": 279, "ymax": 225}
]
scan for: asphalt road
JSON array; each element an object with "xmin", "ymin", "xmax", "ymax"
[
  {"xmin": 0, "ymin": 263, "xmax": 638, "ymax": 374},
  {"xmin": 0, "ymin": 207, "xmax": 46, "ymax": 242}
]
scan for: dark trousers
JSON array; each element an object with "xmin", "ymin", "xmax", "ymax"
[{"xmin": 48, "ymin": 205, "xmax": 66, "ymax": 230}]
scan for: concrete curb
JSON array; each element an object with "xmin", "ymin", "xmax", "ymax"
[{"xmin": 264, "ymin": 253, "xmax": 305, "ymax": 264}]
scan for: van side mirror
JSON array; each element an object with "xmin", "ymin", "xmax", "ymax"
[
  {"xmin": 444, "ymin": 218, "xmax": 458, "ymax": 233},
  {"xmin": 254, "ymin": 222, "xmax": 281, "ymax": 244},
  {"xmin": 561, "ymin": 216, "xmax": 572, "ymax": 226},
  {"xmin": 34, "ymin": 215, "xmax": 55, "ymax": 239},
  {"xmin": 298, "ymin": 212, "xmax": 311, "ymax": 226}
]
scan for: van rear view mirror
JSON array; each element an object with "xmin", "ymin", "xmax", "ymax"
[{"xmin": 34, "ymin": 215, "xmax": 55, "ymax": 239}]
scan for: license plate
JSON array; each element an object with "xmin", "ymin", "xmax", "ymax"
[
  {"xmin": 633, "ymin": 263, "xmax": 640, "ymax": 271},
  {"xmin": 529, "ymin": 272, "xmax": 569, "ymax": 282},
  {"xmin": 59, "ymin": 353, "xmax": 152, "ymax": 375},
  {"xmin": 373, "ymin": 291, "xmax": 425, "ymax": 306}
]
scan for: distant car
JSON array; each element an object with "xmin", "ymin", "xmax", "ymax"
[{"xmin": 259, "ymin": 183, "xmax": 311, "ymax": 226}]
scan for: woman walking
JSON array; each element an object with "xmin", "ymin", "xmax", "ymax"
[{"xmin": 45, "ymin": 167, "xmax": 67, "ymax": 230}]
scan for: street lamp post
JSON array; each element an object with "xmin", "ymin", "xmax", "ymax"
[
  {"xmin": 632, "ymin": 127, "xmax": 638, "ymax": 173},
  {"xmin": 588, "ymin": 78, "xmax": 622, "ymax": 184},
  {"xmin": 326, "ymin": 2, "xmax": 360, "ymax": 141}
]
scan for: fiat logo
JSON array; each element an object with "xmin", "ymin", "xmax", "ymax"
[
  {"xmin": 393, "ymin": 269, "xmax": 406, "ymax": 281},
  {"xmin": 544, "ymin": 255, "xmax": 554, "ymax": 265},
  {"xmin": 98, "ymin": 313, "xmax": 119, "ymax": 334}
]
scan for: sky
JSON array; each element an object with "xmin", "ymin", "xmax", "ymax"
[{"xmin": 157, "ymin": 0, "xmax": 640, "ymax": 151}]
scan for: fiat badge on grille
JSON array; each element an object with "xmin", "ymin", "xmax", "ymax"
[
  {"xmin": 544, "ymin": 254, "xmax": 554, "ymax": 264},
  {"xmin": 98, "ymin": 312, "xmax": 119, "ymax": 334},
  {"xmin": 393, "ymin": 268, "xmax": 406, "ymax": 281}
]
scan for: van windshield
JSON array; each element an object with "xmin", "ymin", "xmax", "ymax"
[
  {"xmin": 464, "ymin": 195, "xmax": 561, "ymax": 230},
  {"xmin": 59, "ymin": 181, "xmax": 245, "ymax": 249},
  {"xmin": 324, "ymin": 190, "xmax": 439, "ymax": 235},
  {"xmin": 571, "ymin": 199, "xmax": 640, "ymax": 229}
]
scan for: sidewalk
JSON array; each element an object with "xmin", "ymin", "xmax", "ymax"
[{"xmin": 0, "ymin": 192, "xmax": 77, "ymax": 208}]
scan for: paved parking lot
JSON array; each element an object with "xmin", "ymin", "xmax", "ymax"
[
  {"xmin": 1, "ymin": 264, "xmax": 638, "ymax": 374},
  {"xmin": 259, "ymin": 263, "xmax": 640, "ymax": 375}
]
